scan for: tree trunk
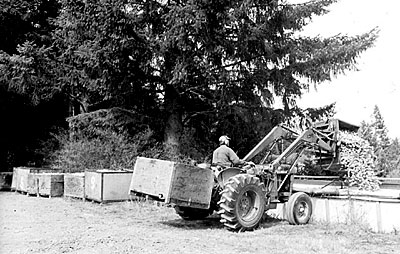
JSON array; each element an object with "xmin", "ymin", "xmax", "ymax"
[{"xmin": 164, "ymin": 84, "xmax": 183, "ymax": 157}]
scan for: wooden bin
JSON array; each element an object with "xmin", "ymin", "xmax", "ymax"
[
  {"xmin": 12, "ymin": 167, "xmax": 35, "ymax": 192},
  {"xmin": 11, "ymin": 168, "xmax": 17, "ymax": 190},
  {"xmin": 12, "ymin": 167, "xmax": 31, "ymax": 192},
  {"xmin": 129, "ymin": 157, "xmax": 214, "ymax": 209},
  {"xmin": 27, "ymin": 173, "xmax": 40, "ymax": 195},
  {"xmin": 85, "ymin": 170, "xmax": 133, "ymax": 202},
  {"xmin": 12, "ymin": 167, "xmax": 62, "ymax": 193},
  {"xmin": 37, "ymin": 173, "xmax": 65, "ymax": 197},
  {"xmin": 0, "ymin": 172, "xmax": 13, "ymax": 191},
  {"xmin": 64, "ymin": 173, "xmax": 85, "ymax": 199}
]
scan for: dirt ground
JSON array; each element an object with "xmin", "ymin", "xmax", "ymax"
[{"xmin": 1, "ymin": 191, "xmax": 399, "ymax": 254}]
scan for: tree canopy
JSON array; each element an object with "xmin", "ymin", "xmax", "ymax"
[
  {"xmin": 1, "ymin": 0, "xmax": 379, "ymax": 168},
  {"xmin": 130, "ymin": 0, "xmax": 378, "ymax": 154}
]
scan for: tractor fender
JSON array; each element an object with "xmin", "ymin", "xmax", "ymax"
[{"xmin": 216, "ymin": 167, "xmax": 243, "ymax": 186}]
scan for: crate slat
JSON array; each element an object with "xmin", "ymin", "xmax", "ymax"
[
  {"xmin": 64, "ymin": 173, "xmax": 85, "ymax": 199},
  {"xmin": 38, "ymin": 173, "xmax": 64, "ymax": 197},
  {"xmin": 27, "ymin": 173, "xmax": 40, "ymax": 195}
]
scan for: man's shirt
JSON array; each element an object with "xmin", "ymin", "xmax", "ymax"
[{"xmin": 212, "ymin": 145, "xmax": 241, "ymax": 167}]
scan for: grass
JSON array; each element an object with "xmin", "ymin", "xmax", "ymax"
[
  {"xmin": 116, "ymin": 199, "xmax": 400, "ymax": 254},
  {"xmin": 2, "ymin": 192, "xmax": 400, "ymax": 254}
]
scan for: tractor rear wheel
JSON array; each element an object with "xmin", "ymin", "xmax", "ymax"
[
  {"xmin": 174, "ymin": 206, "xmax": 213, "ymax": 220},
  {"xmin": 218, "ymin": 174, "xmax": 266, "ymax": 231},
  {"xmin": 286, "ymin": 192, "xmax": 312, "ymax": 225}
]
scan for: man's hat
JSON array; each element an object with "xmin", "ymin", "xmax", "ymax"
[{"xmin": 219, "ymin": 135, "xmax": 230, "ymax": 144}]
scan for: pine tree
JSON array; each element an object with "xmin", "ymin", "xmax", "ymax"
[
  {"xmin": 371, "ymin": 105, "xmax": 390, "ymax": 149},
  {"xmin": 133, "ymin": 0, "xmax": 378, "ymax": 155},
  {"xmin": 385, "ymin": 138, "xmax": 400, "ymax": 177},
  {"xmin": 2, "ymin": 0, "xmax": 379, "ymax": 159},
  {"xmin": 359, "ymin": 105, "xmax": 395, "ymax": 176},
  {"xmin": 358, "ymin": 120, "xmax": 373, "ymax": 144}
]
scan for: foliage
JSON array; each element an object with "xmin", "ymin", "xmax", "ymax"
[
  {"xmin": 54, "ymin": 107, "xmax": 154, "ymax": 171},
  {"xmin": 285, "ymin": 103, "xmax": 336, "ymax": 133},
  {"xmin": 0, "ymin": 41, "xmax": 59, "ymax": 104},
  {"xmin": 382, "ymin": 138, "xmax": 400, "ymax": 178},
  {"xmin": 0, "ymin": 0, "xmax": 60, "ymax": 104},
  {"xmin": 51, "ymin": 125, "xmax": 210, "ymax": 172},
  {"xmin": 67, "ymin": 107, "xmax": 154, "ymax": 139},
  {"xmin": 359, "ymin": 105, "xmax": 390, "ymax": 150},
  {"xmin": 52, "ymin": 108, "xmax": 209, "ymax": 172},
  {"xmin": 0, "ymin": 0, "xmax": 59, "ymax": 54},
  {"xmin": 0, "ymin": 0, "xmax": 379, "ymax": 169},
  {"xmin": 358, "ymin": 105, "xmax": 399, "ymax": 177},
  {"xmin": 123, "ymin": 0, "xmax": 378, "ymax": 154},
  {"xmin": 50, "ymin": 0, "xmax": 157, "ymax": 114},
  {"xmin": 0, "ymin": 0, "xmax": 66, "ymax": 171},
  {"xmin": 52, "ymin": 128, "xmax": 157, "ymax": 172}
]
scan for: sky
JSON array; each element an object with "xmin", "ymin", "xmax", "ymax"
[{"xmin": 291, "ymin": 0, "xmax": 400, "ymax": 139}]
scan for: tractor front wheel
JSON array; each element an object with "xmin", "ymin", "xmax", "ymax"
[
  {"xmin": 218, "ymin": 174, "xmax": 266, "ymax": 231},
  {"xmin": 286, "ymin": 192, "xmax": 313, "ymax": 225}
]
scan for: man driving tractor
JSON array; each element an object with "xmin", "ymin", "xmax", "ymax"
[{"xmin": 212, "ymin": 135, "xmax": 253, "ymax": 168}]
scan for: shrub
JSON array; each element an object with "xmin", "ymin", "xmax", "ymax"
[
  {"xmin": 52, "ymin": 128, "xmax": 163, "ymax": 172},
  {"xmin": 49, "ymin": 107, "xmax": 215, "ymax": 171},
  {"xmin": 50, "ymin": 108, "xmax": 165, "ymax": 172}
]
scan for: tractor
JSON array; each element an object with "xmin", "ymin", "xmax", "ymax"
[{"xmin": 130, "ymin": 118, "xmax": 359, "ymax": 231}]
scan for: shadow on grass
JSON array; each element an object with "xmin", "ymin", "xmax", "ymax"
[
  {"xmin": 259, "ymin": 215, "xmax": 286, "ymax": 229},
  {"xmin": 161, "ymin": 213, "xmax": 225, "ymax": 230},
  {"xmin": 162, "ymin": 213, "xmax": 284, "ymax": 231}
]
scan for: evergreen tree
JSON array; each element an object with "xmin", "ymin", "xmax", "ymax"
[
  {"xmin": 0, "ymin": 0, "xmax": 59, "ymax": 54},
  {"xmin": 358, "ymin": 105, "xmax": 396, "ymax": 176},
  {"xmin": 133, "ymin": 0, "xmax": 378, "ymax": 155},
  {"xmin": 2, "ymin": 0, "xmax": 379, "ymax": 159},
  {"xmin": 371, "ymin": 105, "xmax": 390, "ymax": 149},
  {"xmin": 371, "ymin": 106, "xmax": 391, "ymax": 176},
  {"xmin": 358, "ymin": 120, "xmax": 373, "ymax": 144},
  {"xmin": 0, "ymin": 0, "xmax": 63, "ymax": 170},
  {"xmin": 385, "ymin": 138, "xmax": 400, "ymax": 177},
  {"xmin": 51, "ymin": 0, "xmax": 158, "ymax": 115}
]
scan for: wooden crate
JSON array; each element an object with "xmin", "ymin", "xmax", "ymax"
[
  {"xmin": 12, "ymin": 167, "xmax": 30, "ymax": 192},
  {"xmin": 129, "ymin": 158, "xmax": 176, "ymax": 200},
  {"xmin": 27, "ymin": 173, "xmax": 40, "ymax": 195},
  {"xmin": 11, "ymin": 168, "xmax": 17, "ymax": 190},
  {"xmin": 129, "ymin": 157, "xmax": 214, "ymax": 209},
  {"xmin": 64, "ymin": 173, "xmax": 85, "ymax": 199},
  {"xmin": 12, "ymin": 167, "xmax": 62, "ymax": 193},
  {"xmin": 0, "ymin": 172, "xmax": 13, "ymax": 191},
  {"xmin": 37, "ymin": 173, "xmax": 65, "ymax": 197},
  {"xmin": 85, "ymin": 170, "xmax": 133, "ymax": 202}
]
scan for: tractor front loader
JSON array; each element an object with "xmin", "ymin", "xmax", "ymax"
[{"xmin": 129, "ymin": 118, "xmax": 358, "ymax": 231}]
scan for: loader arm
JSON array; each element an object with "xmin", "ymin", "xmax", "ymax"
[
  {"xmin": 242, "ymin": 125, "xmax": 298, "ymax": 162},
  {"xmin": 270, "ymin": 127, "xmax": 335, "ymax": 172},
  {"xmin": 244, "ymin": 119, "xmax": 342, "ymax": 168}
]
